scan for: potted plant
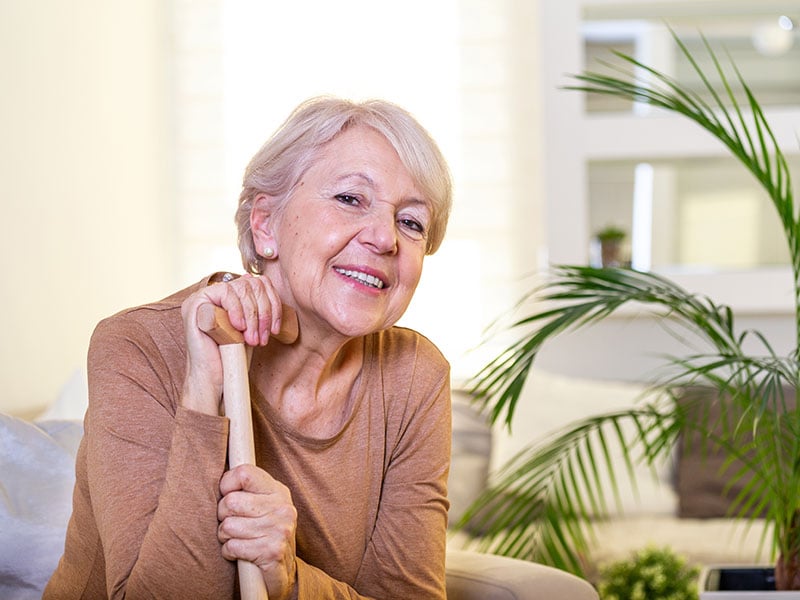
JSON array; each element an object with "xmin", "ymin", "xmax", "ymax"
[
  {"xmin": 593, "ymin": 225, "xmax": 627, "ymax": 268},
  {"xmin": 457, "ymin": 29, "xmax": 800, "ymax": 592},
  {"xmin": 596, "ymin": 546, "xmax": 700, "ymax": 600}
]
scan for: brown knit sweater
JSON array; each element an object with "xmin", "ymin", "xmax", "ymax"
[{"xmin": 44, "ymin": 277, "xmax": 451, "ymax": 599}]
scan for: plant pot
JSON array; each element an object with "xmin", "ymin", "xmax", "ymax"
[
  {"xmin": 700, "ymin": 565, "xmax": 800, "ymax": 598},
  {"xmin": 597, "ymin": 238, "xmax": 624, "ymax": 267}
]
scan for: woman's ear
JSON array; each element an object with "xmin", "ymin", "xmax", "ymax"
[{"xmin": 250, "ymin": 193, "xmax": 279, "ymax": 251}]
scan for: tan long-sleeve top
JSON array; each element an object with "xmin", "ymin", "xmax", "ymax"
[{"xmin": 44, "ymin": 277, "xmax": 451, "ymax": 599}]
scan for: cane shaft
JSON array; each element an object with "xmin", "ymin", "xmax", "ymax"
[
  {"xmin": 197, "ymin": 302, "xmax": 298, "ymax": 600},
  {"xmin": 220, "ymin": 343, "xmax": 268, "ymax": 600}
]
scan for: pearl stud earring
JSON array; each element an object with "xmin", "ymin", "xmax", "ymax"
[{"xmin": 263, "ymin": 247, "xmax": 275, "ymax": 259}]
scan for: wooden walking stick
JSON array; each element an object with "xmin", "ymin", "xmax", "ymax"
[{"xmin": 197, "ymin": 303, "xmax": 299, "ymax": 600}]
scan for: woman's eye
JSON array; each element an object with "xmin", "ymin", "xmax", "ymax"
[
  {"xmin": 399, "ymin": 218, "xmax": 427, "ymax": 238},
  {"xmin": 335, "ymin": 193, "xmax": 360, "ymax": 206}
]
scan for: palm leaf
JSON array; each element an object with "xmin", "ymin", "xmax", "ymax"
[{"xmin": 470, "ymin": 266, "xmax": 746, "ymax": 429}]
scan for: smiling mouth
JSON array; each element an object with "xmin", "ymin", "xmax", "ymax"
[{"xmin": 334, "ymin": 268, "xmax": 386, "ymax": 289}]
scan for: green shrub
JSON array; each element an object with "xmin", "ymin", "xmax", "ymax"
[{"xmin": 597, "ymin": 546, "xmax": 700, "ymax": 600}]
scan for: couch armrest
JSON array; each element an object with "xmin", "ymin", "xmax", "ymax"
[{"xmin": 446, "ymin": 550, "xmax": 598, "ymax": 600}]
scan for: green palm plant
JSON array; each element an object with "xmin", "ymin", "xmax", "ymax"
[{"xmin": 458, "ymin": 30, "xmax": 800, "ymax": 589}]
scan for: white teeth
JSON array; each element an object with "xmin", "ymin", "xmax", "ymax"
[{"xmin": 335, "ymin": 268, "xmax": 385, "ymax": 289}]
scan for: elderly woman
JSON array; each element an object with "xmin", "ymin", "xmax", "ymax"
[{"xmin": 45, "ymin": 97, "xmax": 453, "ymax": 599}]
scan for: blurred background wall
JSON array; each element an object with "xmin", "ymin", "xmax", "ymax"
[
  {"xmin": 2, "ymin": 0, "xmax": 797, "ymax": 419},
  {"xmin": 0, "ymin": 0, "xmax": 542, "ymax": 416},
  {"xmin": 1, "ymin": 1, "xmax": 174, "ymax": 416}
]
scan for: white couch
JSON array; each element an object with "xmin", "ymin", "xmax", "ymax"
[
  {"xmin": 446, "ymin": 549, "xmax": 597, "ymax": 599},
  {"xmin": 0, "ymin": 373, "xmax": 598, "ymax": 600}
]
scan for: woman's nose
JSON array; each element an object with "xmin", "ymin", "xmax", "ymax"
[{"xmin": 359, "ymin": 211, "xmax": 398, "ymax": 255}]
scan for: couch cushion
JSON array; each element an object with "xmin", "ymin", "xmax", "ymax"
[
  {"xmin": 674, "ymin": 387, "xmax": 795, "ymax": 518},
  {"xmin": 446, "ymin": 549, "xmax": 599, "ymax": 600}
]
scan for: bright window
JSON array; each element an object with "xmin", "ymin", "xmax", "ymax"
[{"xmin": 170, "ymin": 0, "xmax": 536, "ymax": 380}]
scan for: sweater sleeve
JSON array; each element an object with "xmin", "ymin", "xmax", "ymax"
[{"xmin": 85, "ymin": 315, "xmax": 237, "ymax": 598}]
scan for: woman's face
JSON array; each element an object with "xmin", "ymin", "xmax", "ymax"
[{"xmin": 254, "ymin": 125, "xmax": 432, "ymax": 340}]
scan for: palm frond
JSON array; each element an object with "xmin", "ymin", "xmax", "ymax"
[{"xmin": 469, "ymin": 266, "xmax": 745, "ymax": 429}]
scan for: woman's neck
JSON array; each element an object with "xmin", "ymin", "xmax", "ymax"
[{"xmin": 249, "ymin": 336, "xmax": 366, "ymax": 437}]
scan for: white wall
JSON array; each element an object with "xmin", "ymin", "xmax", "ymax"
[{"xmin": 0, "ymin": 1, "xmax": 175, "ymax": 416}]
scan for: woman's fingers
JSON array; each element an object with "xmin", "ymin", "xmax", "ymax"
[
  {"xmin": 260, "ymin": 278, "xmax": 284, "ymax": 341},
  {"xmin": 229, "ymin": 274, "xmax": 281, "ymax": 346},
  {"xmin": 217, "ymin": 465, "xmax": 295, "ymax": 535},
  {"xmin": 244, "ymin": 274, "xmax": 281, "ymax": 346},
  {"xmin": 200, "ymin": 274, "xmax": 282, "ymax": 347},
  {"xmin": 219, "ymin": 464, "xmax": 287, "ymax": 499},
  {"xmin": 217, "ymin": 465, "xmax": 298, "ymax": 597},
  {"xmin": 217, "ymin": 500, "xmax": 296, "ymax": 543}
]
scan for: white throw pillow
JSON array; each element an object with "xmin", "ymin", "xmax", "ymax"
[
  {"xmin": 0, "ymin": 414, "xmax": 82, "ymax": 600},
  {"xmin": 39, "ymin": 369, "xmax": 88, "ymax": 421}
]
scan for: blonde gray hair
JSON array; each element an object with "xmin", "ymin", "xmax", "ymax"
[{"xmin": 236, "ymin": 96, "xmax": 452, "ymax": 274}]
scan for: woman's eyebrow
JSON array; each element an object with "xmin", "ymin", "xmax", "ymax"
[
  {"xmin": 335, "ymin": 172, "xmax": 375, "ymax": 186},
  {"xmin": 404, "ymin": 197, "xmax": 431, "ymax": 211},
  {"xmin": 332, "ymin": 172, "xmax": 430, "ymax": 210}
]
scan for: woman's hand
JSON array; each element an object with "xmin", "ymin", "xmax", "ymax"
[
  {"xmin": 180, "ymin": 273, "xmax": 285, "ymax": 414},
  {"xmin": 218, "ymin": 464, "xmax": 298, "ymax": 600}
]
